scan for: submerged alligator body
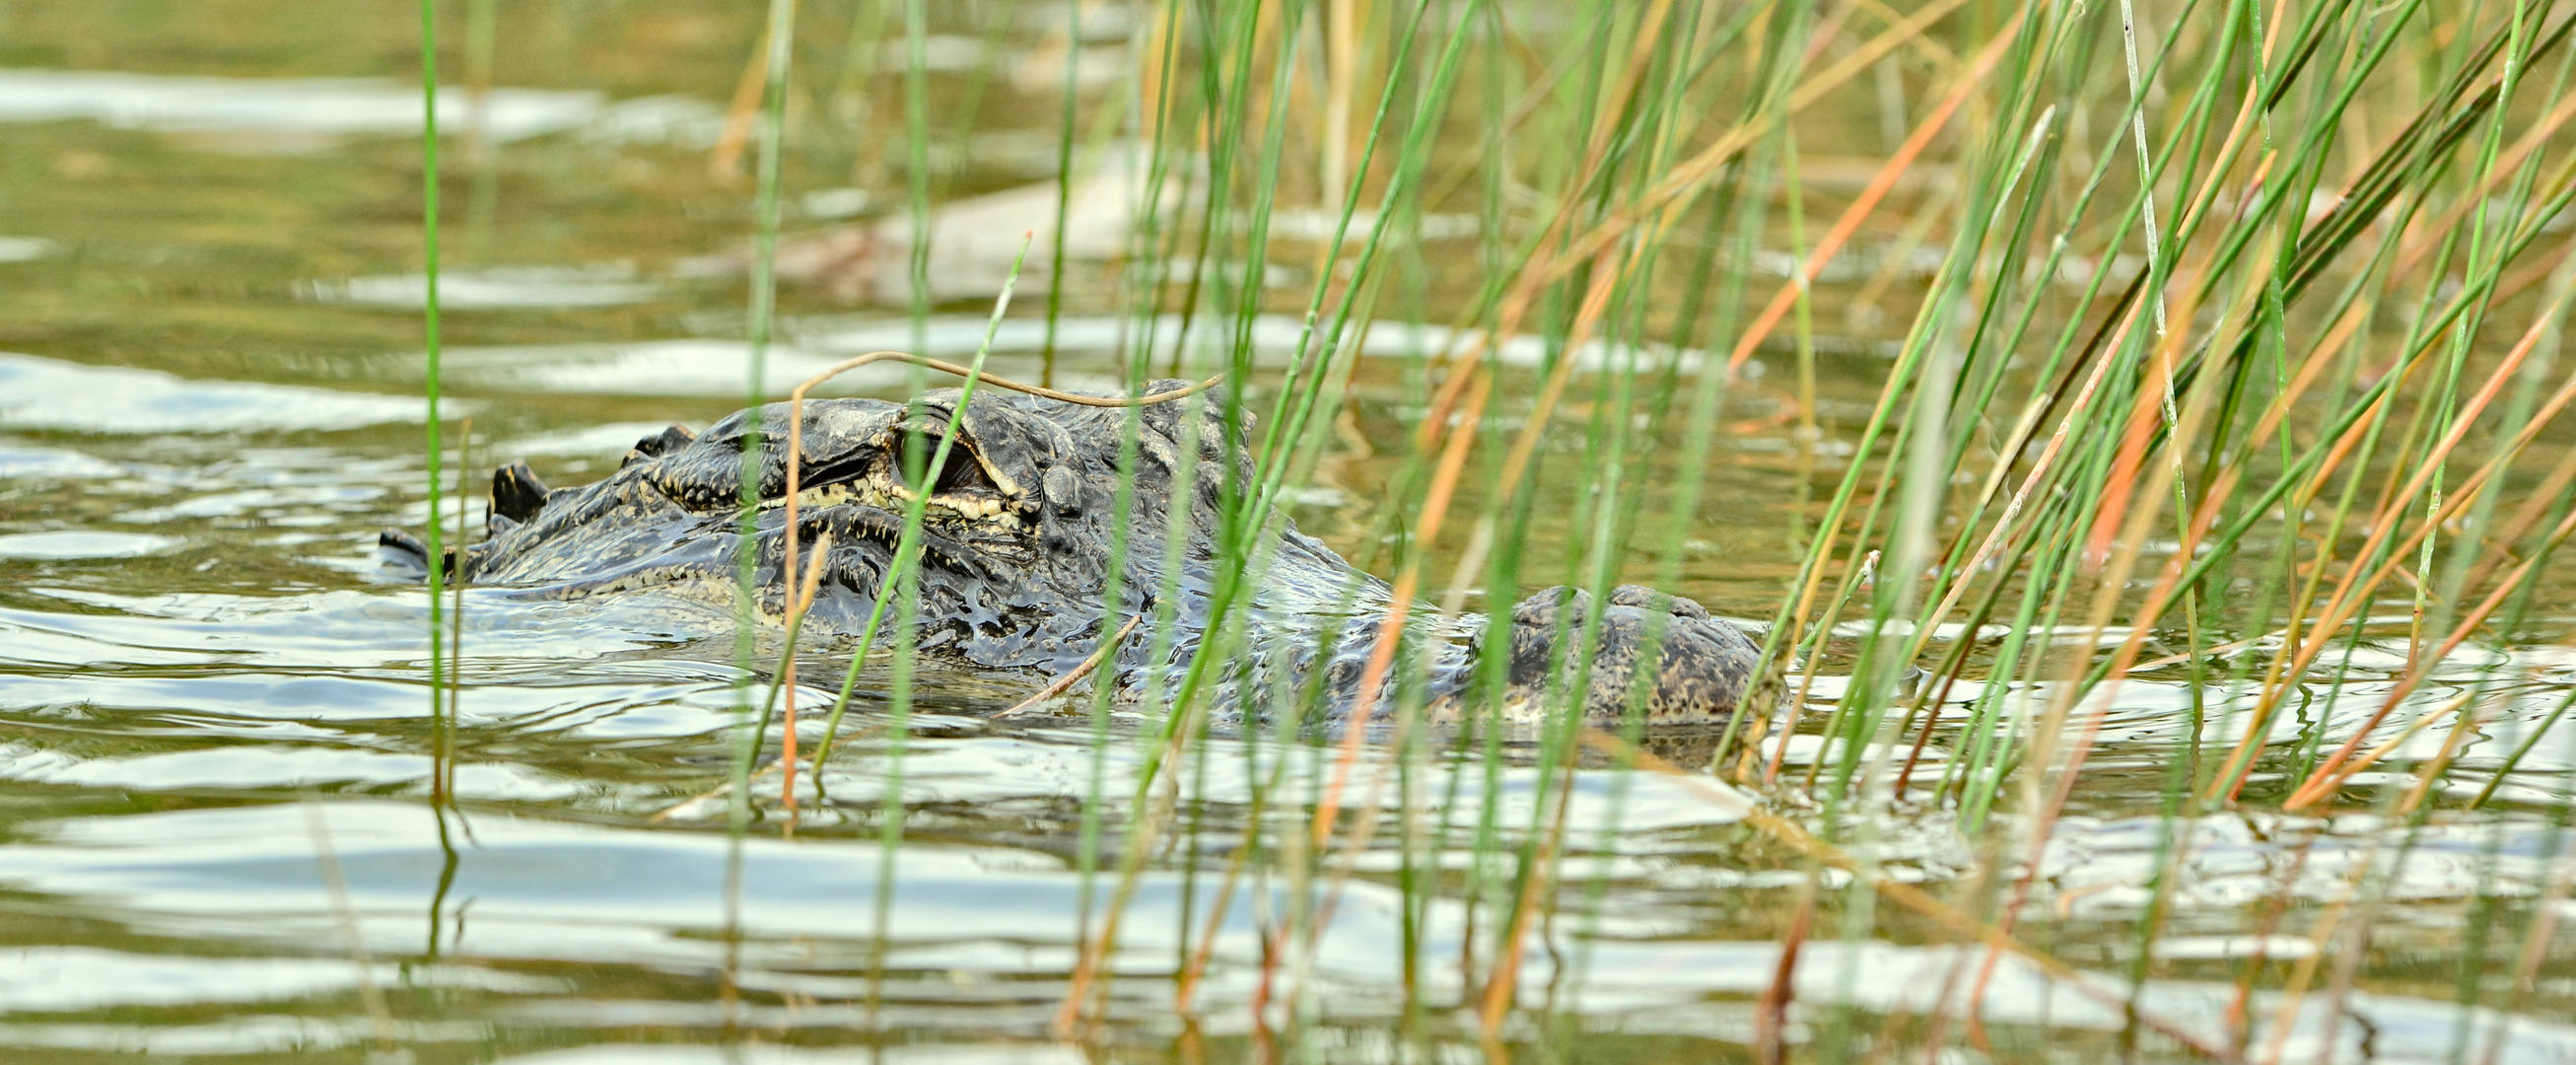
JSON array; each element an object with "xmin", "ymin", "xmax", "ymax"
[{"xmin": 382, "ymin": 385, "xmax": 1770, "ymax": 729}]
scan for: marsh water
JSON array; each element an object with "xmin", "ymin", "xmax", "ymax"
[{"xmin": 5, "ymin": 6, "xmax": 2576, "ymax": 1063}]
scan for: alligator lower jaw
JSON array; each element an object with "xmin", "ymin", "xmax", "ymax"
[{"xmin": 760, "ymin": 479, "xmax": 1027, "ymax": 532}]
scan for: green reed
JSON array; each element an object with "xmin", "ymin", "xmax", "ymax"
[
  {"xmin": 731, "ymin": 0, "xmax": 801, "ymax": 830},
  {"xmin": 716, "ymin": 0, "xmax": 801, "ymax": 1030},
  {"xmin": 415, "ymin": 0, "xmax": 447, "ymax": 799}
]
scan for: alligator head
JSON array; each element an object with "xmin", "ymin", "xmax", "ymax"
[{"xmin": 382, "ymin": 384, "xmax": 1772, "ymax": 730}]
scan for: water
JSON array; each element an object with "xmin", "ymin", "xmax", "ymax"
[{"xmin": 4, "ymin": 8, "xmax": 2576, "ymax": 1063}]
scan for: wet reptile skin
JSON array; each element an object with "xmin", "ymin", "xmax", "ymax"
[{"xmin": 382, "ymin": 385, "xmax": 1774, "ymax": 729}]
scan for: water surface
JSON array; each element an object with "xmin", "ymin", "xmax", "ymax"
[{"xmin": 3, "ymin": 7, "xmax": 2575, "ymax": 1063}]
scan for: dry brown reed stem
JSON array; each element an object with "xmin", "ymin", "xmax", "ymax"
[
  {"xmin": 2454, "ymin": 424, "xmax": 2576, "ymax": 600},
  {"xmin": 2195, "ymin": 316, "xmax": 2415, "ymax": 790},
  {"xmin": 2065, "ymin": 63, "xmax": 2294, "ymax": 568},
  {"xmin": 2285, "ymin": 500, "xmax": 2576, "ymax": 810},
  {"xmin": 1415, "ymin": 0, "xmax": 1744, "ymax": 217},
  {"xmin": 1407, "ymin": 0, "xmax": 1964, "ymax": 411},
  {"xmin": 1842, "ymin": 195, "xmax": 1957, "ymax": 331},
  {"xmin": 1906, "ymin": 290, "xmax": 2148, "ymax": 686},
  {"xmin": 1774, "ymin": 549, "xmax": 1879, "ymax": 785},
  {"xmin": 2252, "ymin": 682, "xmax": 2501, "ymax": 1063},
  {"xmin": 2220, "ymin": 837, "xmax": 2315, "ymax": 1044},
  {"xmin": 1310, "ymin": 241, "xmax": 1631, "ymax": 988},
  {"xmin": 1996, "ymin": 246, "xmax": 2563, "ymax": 992},
  {"xmin": 712, "ymin": 19, "xmax": 773, "ymax": 179},
  {"xmin": 654, "ymin": 746, "xmax": 788, "ymax": 823},
  {"xmin": 1888, "ymin": 106, "xmax": 2258, "ymax": 678},
  {"xmin": 1718, "ymin": 23, "xmax": 2014, "ymax": 377},
  {"xmin": 1967, "ymin": 272, "xmax": 2229, "ymax": 1020},
  {"xmin": 2052, "ymin": 343, "xmax": 2212, "ymax": 785},
  {"xmin": 1286, "ymin": 363, "xmax": 1484, "ymax": 1015},
  {"xmin": 2218, "ymin": 293, "xmax": 2576, "ymax": 807},
  {"xmin": 1407, "ymin": 0, "xmax": 1722, "ymax": 407},
  {"xmin": 1417, "ymin": 34, "xmax": 1586, "ymax": 212},
  {"xmin": 2203, "ymin": 385, "xmax": 2412, "ymax": 797},
  {"xmin": 1014, "ymin": 0, "xmax": 1112, "ymax": 93},
  {"xmin": 1319, "ymin": 0, "xmax": 1361, "ymax": 237},
  {"xmin": 2312, "ymin": 306, "xmax": 2576, "ymax": 604},
  {"xmin": 1477, "ymin": 726, "xmax": 1585, "ymax": 1031},
  {"xmin": 1427, "ymin": 247, "xmax": 1661, "ymax": 619},
  {"xmin": 2486, "ymin": 843, "xmax": 2576, "ymax": 1065},
  {"xmin": 1709, "ymin": 22, "xmax": 2035, "ymax": 783},
  {"xmin": 778, "ymin": 530, "xmax": 834, "ymax": 829},
  {"xmin": 1480, "ymin": 248, "xmax": 1628, "ymax": 553},
  {"xmin": 1329, "ymin": 4, "xmax": 1710, "ymax": 830},
  {"xmin": 1137, "ymin": 5, "xmax": 1176, "ymax": 148},
  {"xmin": 2294, "ymin": 686, "xmax": 2480, "ymax": 805},
  {"xmin": 1305, "ymin": 366, "xmax": 1491, "ymax": 852},
  {"xmin": 1576, "ymin": 0, "xmax": 1687, "ymax": 172},
  {"xmin": 2081, "ymin": 325, "xmax": 2199, "ymax": 572},
  {"xmin": 1301, "ymin": 741, "xmax": 1402, "ymax": 1000},
  {"xmin": 2500, "ymin": 237, "xmax": 2576, "ymax": 306},
  {"xmin": 650, "ymin": 718, "xmax": 879, "ymax": 824},
  {"xmin": 1172, "ymin": 756, "xmax": 1297, "ymax": 1014},
  {"xmin": 1576, "ymin": 727, "xmax": 2243, "ymax": 1061},
  {"xmin": 303, "ymin": 800, "xmax": 399, "ymax": 1057},
  {"xmin": 1556, "ymin": 0, "xmax": 2005, "ymax": 297},
  {"xmin": 990, "ymin": 611, "xmax": 1144, "ymax": 719},
  {"xmin": 2054, "ymin": 119, "xmax": 2565, "ymax": 802},
  {"xmin": 2395, "ymin": 92, "xmax": 2576, "ymax": 280},
  {"xmin": 1750, "ymin": 885, "xmax": 1813, "ymax": 1065},
  {"xmin": 1053, "ymin": 696, "xmax": 1212, "ymax": 1038},
  {"xmin": 2254, "ymin": 864, "xmax": 2355, "ymax": 1064}
]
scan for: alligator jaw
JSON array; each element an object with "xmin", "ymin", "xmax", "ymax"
[
  {"xmin": 760, "ymin": 479, "xmax": 1026, "ymax": 532},
  {"xmin": 756, "ymin": 426, "xmax": 1031, "ymax": 532}
]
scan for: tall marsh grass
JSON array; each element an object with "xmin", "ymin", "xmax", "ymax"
[{"xmin": 409, "ymin": 0, "xmax": 2576, "ymax": 1057}]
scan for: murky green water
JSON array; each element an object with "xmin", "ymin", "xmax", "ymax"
[{"xmin": 5, "ymin": 6, "xmax": 2576, "ymax": 1063}]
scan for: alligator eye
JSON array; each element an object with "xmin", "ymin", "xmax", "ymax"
[{"xmin": 930, "ymin": 447, "xmax": 997, "ymax": 495}]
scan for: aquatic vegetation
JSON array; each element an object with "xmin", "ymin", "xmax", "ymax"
[{"xmin": 2, "ymin": 0, "xmax": 2575, "ymax": 1061}]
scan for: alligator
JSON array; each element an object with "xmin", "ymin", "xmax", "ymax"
[{"xmin": 380, "ymin": 384, "xmax": 1772, "ymax": 730}]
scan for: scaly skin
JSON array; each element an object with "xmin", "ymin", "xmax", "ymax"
[{"xmin": 382, "ymin": 385, "xmax": 1773, "ymax": 729}]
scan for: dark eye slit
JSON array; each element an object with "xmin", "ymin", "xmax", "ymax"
[
  {"xmin": 794, "ymin": 455, "xmax": 874, "ymax": 493},
  {"xmin": 928, "ymin": 447, "xmax": 996, "ymax": 495}
]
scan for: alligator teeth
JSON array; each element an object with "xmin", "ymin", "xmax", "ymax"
[
  {"xmin": 767, "ymin": 480, "xmax": 1024, "ymax": 530},
  {"xmin": 767, "ymin": 481, "xmax": 902, "ymax": 514}
]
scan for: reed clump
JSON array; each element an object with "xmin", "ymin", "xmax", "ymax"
[{"xmin": 419, "ymin": 0, "xmax": 2576, "ymax": 1056}]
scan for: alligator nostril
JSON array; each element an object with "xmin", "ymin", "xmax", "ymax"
[
  {"xmin": 492, "ymin": 461, "xmax": 551, "ymax": 523},
  {"xmin": 632, "ymin": 423, "xmax": 696, "ymax": 457}
]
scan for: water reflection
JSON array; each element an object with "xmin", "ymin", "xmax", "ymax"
[
  {"xmin": 0, "ymin": 353, "xmax": 437, "ymax": 434},
  {"xmin": 0, "ymin": 69, "xmax": 606, "ymax": 144}
]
